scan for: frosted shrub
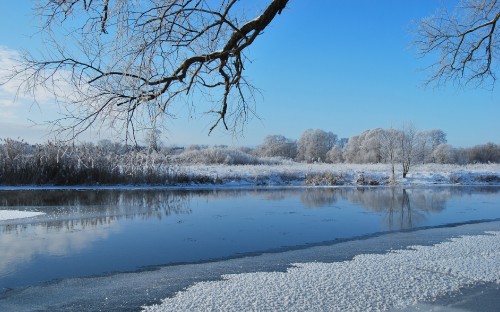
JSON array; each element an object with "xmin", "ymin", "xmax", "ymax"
[
  {"xmin": 0, "ymin": 139, "xmax": 181, "ymax": 185},
  {"xmin": 173, "ymin": 147, "xmax": 281, "ymax": 165},
  {"xmin": 305, "ymin": 172, "xmax": 345, "ymax": 186}
]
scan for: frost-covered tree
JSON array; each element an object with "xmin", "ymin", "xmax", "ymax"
[
  {"xmin": 343, "ymin": 129, "xmax": 385, "ymax": 164},
  {"xmin": 359, "ymin": 128, "xmax": 385, "ymax": 163},
  {"xmin": 326, "ymin": 146, "xmax": 344, "ymax": 163},
  {"xmin": 145, "ymin": 128, "xmax": 163, "ymax": 152},
  {"xmin": 297, "ymin": 129, "xmax": 337, "ymax": 163},
  {"xmin": 337, "ymin": 138, "xmax": 349, "ymax": 149},
  {"xmin": 1, "ymin": 138, "xmax": 28, "ymax": 163},
  {"xmin": 428, "ymin": 129, "xmax": 448, "ymax": 150},
  {"xmin": 400, "ymin": 124, "xmax": 418, "ymax": 178},
  {"xmin": 432, "ymin": 144, "xmax": 454, "ymax": 164},
  {"xmin": 415, "ymin": 129, "xmax": 447, "ymax": 164},
  {"xmin": 2, "ymin": 0, "xmax": 289, "ymax": 140},
  {"xmin": 98, "ymin": 139, "xmax": 127, "ymax": 154},
  {"xmin": 380, "ymin": 128, "xmax": 402, "ymax": 182},
  {"xmin": 342, "ymin": 134, "xmax": 362, "ymax": 163},
  {"xmin": 468, "ymin": 142, "xmax": 500, "ymax": 163},
  {"xmin": 416, "ymin": 0, "xmax": 500, "ymax": 88},
  {"xmin": 256, "ymin": 135, "xmax": 297, "ymax": 159}
]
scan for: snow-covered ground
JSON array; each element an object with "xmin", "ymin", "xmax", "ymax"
[
  {"xmin": 176, "ymin": 163, "xmax": 500, "ymax": 186},
  {"xmin": 0, "ymin": 210, "xmax": 44, "ymax": 221},
  {"xmin": 1, "ymin": 221, "xmax": 498, "ymax": 311},
  {"xmin": 143, "ymin": 230, "xmax": 500, "ymax": 311},
  {"xmin": 0, "ymin": 163, "xmax": 498, "ymax": 189}
]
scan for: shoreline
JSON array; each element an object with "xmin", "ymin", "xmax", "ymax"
[
  {"xmin": 142, "ymin": 226, "xmax": 500, "ymax": 311},
  {"xmin": 0, "ymin": 163, "xmax": 499, "ymax": 189},
  {"xmin": 2, "ymin": 220, "xmax": 498, "ymax": 312},
  {"xmin": 0, "ymin": 183, "xmax": 500, "ymax": 192}
]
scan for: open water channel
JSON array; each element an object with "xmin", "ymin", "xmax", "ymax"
[{"xmin": 0, "ymin": 186, "xmax": 499, "ymax": 311}]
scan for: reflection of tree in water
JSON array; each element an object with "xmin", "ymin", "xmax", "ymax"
[
  {"xmin": 385, "ymin": 189, "xmax": 420, "ymax": 230},
  {"xmin": 347, "ymin": 188, "xmax": 452, "ymax": 230},
  {"xmin": 2, "ymin": 187, "xmax": 499, "ymax": 234},
  {"xmin": 300, "ymin": 188, "xmax": 347, "ymax": 208},
  {"xmin": 0, "ymin": 190, "xmax": 192, "ymax": 233},
  {"xmin": 261, "ymin": 191, "xmax": 288, "ymax": 201}
]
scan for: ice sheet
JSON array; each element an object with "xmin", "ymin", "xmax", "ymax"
[
  {"xmin": 0, "ymin": 210, "xmax": 44, "ymax": 221},
  {"xmin": 143, "ymin": 231, "xmax": 500, "ymax": 311}
]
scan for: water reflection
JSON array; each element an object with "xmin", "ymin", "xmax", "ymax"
[
  {"xmin": 0, "ymin": 219, "xmax": 119, "ymax": 276},
  {"xmin": 1, "ymin": 187, "xmax": 498, "ymax": 232},
  {"xmin": 300, "ymin": 188, "xmax": 340, "ymax": 208},
  {"xmin": 0, "ymin": 186, "xmax": 499, "ymax": 290},
  {"xmin": 347, "ymin": 188, "xmax": 448, "ymax": 212},
  {"xmin": 345, "ymin": 188, "xmax": 446, "ymax": 230},
  {"xmin": 0, "ymin": 190, "xmax": 193, "ymax": 233}
]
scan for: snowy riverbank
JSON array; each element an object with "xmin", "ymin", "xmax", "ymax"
[
  {"xmin": 0, "ymin": 163, "xmax": 498, "ymax": 188},
  {"xmin": 0, "ymin": 210, "xmax": 45, "ymax": 221},
  {"xmin": 173, "ymin": 163, "xmax": 500, "ymax": 186},
  {"xmin": 143, "ymin": 229, "xmax": 500, "ymax": 311},
  {"xmin": 2, "ymin": 219, "xmax": 499, "ymax": 311}
]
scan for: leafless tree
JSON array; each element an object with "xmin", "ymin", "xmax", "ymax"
[
  {"xmin": 416, "ymin": 0, "xmax": 500, "ymax": 87},
  {"xmin": 400, "ymin": 124, "xmax": 417, "ymax": 178},
  {"xmin": 432, "ymin": 143, "xmax": 455, "ymax": 164},
  {"xmin": 415, "ymin": 129, "xmax": 447, "ymax": 163},
  {"xmin": 380, "ymin": 128, "xmax": 401, "ymax": 183},
  {"xmin": 1, "ymin": 0, "xmax": 289, "ymax": 141}
]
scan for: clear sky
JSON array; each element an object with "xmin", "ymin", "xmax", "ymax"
[{"xmin": 0, "ymin": 0, "xmax": 498, "ymax": 147}]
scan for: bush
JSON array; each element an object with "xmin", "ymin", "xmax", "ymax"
[{"xmin": 172, "ymin": 147, "xmax": 282, "ymax": 165}]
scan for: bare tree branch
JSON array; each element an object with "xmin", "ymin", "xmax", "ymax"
[
  {"xmin": 416, "ymin": 0, "xmax": 499, "ymax": 88},
  {"xmin": 2, "ymin": 0, "xmax": 289, "ymax": 140}
]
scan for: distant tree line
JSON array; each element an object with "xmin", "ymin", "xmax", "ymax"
[
  {"xmin": 255, "ymin": 128, "xmax": 499, "ymax": 165},
  {"xmin": 1, "ymin": 127, "xmax": 499, "ymax": 185}
]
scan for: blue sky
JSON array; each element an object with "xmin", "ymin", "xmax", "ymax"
[{"xmin": 0, "ymin": 0, "xmax": 498, "ymax": 147}]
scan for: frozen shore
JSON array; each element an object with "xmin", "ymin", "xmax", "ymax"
[
  {"xmin": 1, "ymin": 220, "xmax": 499, "ymax": 311},
  {"xmin": 175, "ymin": 163, "xmax": 500, "ymax": 186},
  {"xmin": 0, "ymin": 210, "xmax": 44, "ymax": 221},
  {"xmin": 143, "ymin": 229, "xmax": 500, "ymax": 311},
  {"xmin": 0, "ymin": 163, "xmax": 499, "ymax": 189}
]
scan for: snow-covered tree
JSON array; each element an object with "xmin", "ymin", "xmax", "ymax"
[
  {"xmin": 343, "ymin": 129, "xmax": 385, "ymax": 164},
  {"xmin": 380, "ymin": 128, "xmax": 402, "ymax": 182},
  {"xmin": 326, "ymin": 146, "xmax": 344, "ymax": 163},
  {"xmin": 343, "ymin": 134, "xmax": 362, "ymax": 163},
  {"xmin": 432, "ymin": 144, "xmax": 454, "ymax": 164},
  {"xmin": 145, "ymin": 128, "xmax": 163, "ymax": 152},
  {"xmin": 256, "ymin": 135, "xmax": 297, "ymax": 159},
  {"xmin": 400, "ymin": 124, "xmax": 418, "ymax": 178},
  {"xmin": 360, "ymin": 128, "xmax": 385, "ymax": 163},
  {"xmin": 297, "ymin": 129, "xmax": 337, "ymax": 163},
  {"xmin": 337, "ymin": 138, "xmax": 349, "ymax": 149},
  {"xmin": 415, "ymin": 129, "xmax": 447, "ymax": 163}
]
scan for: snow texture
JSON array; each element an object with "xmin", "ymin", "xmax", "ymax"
[
  {"xmin": 174, "ymin": 163, "xmax": 500, "ymax": 186},
  {"xmin": 0, "ymin": 210, "xmax": 44, "ymax": 221},
  {"xmin": 0, "ymin": 163, "xmax": 498, "ymax": 189},
  {"xmin": 143, "ymin": 231, "xmax": 500, "ymax": 312}
]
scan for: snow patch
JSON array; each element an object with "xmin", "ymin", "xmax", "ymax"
[
  {"xmin": 0, "ymin": 210, "xmax": 45, "ymax": 221},
  {"xmin": 143, "ymin": 231, "xmax": 500, "ymax": 311}
]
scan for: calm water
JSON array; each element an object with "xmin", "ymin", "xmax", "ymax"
[{"xmin": 0, "ymin": 186, "xmax": 499, "ymax": 292}]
